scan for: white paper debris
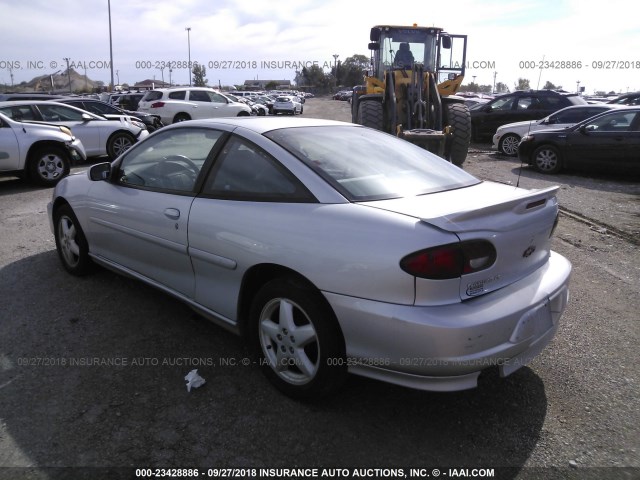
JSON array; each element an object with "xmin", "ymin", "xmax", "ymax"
[{"xmin": 184, "ymin": 369, "xmax": 206, "ymax": 392}]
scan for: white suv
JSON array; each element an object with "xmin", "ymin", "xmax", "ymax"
[
  {"xmin": 137, "ymin": 87, "xmax": 252, "ymax": 124},
  {"xmin": 0, "ymin": 111, "xmax": 86, "ymax": 186}
]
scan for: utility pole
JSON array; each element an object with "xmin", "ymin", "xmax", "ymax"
[
  {"xmin": 186, "ymin": 27, "xmax": 192, "ymax": 86},
  {"xmin": 108, "ymin": 0, "xmax": 115, "ymax": 92},
  {"xmin": 64, "ymin": 58, "xmax": 72, "ymax": 93}
]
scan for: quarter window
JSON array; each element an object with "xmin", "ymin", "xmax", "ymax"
[
  {"xmin": 203, "ymin": 136, "xmax": 313, "ymax": 202},
  {"xmin": 168, "ymin": 91, "xmax": 187, "ymax": 100}
]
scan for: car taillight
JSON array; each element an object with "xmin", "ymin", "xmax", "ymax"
[
  {"xmin": 150, "ymin": 102, "xmax": 165, "ymax": 108},
  {"xmin": 400, "ymin": 240, "xmax": 496, "ymax": 280}
]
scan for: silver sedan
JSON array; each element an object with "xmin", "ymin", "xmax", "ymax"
[{"xmin": 48, "ymin": 117, "xmax": 571, "ymax": 399}]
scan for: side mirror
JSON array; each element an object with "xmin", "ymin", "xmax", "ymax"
[
  {"xmin": 368, "ymin": 42, "xmax": 380, "ymax": 51},
  {"xmin": 89, "ymin": 162, "xmax": 111, "ymax": 181},
  {"xmin": 580, "ymin": 124, "xmax": 597, "ymax": 134},
  {"xmin": 441, "ymin": 35, "xmax": 452, "ymax": 49},
  {"xmin": 370, "ymin": 28, "xmax": 380, "ymax": 42},
  {"xmin": 81, "ymin": 113, "xmax": 93, "ymax": 122}
]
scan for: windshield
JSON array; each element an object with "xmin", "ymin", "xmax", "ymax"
[
  {"xmin": 265, "ymin": 126, "xmax": 479, "ymax": 201},
  {"xmin": 379, "ymin": 29, "xmax": 437, "ymax": 72}
]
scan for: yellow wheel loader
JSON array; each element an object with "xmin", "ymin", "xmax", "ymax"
[{"xmin": 351, "ymin": 25, "xmax": 471, "ymax": 166}]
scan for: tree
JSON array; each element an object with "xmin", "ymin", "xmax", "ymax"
[
  {"xmin": 495, "ymin": 82, "xmax": 509, "ymax": 93},
  {"xmin": 515, "ymin": 78, "xmax": 530, "ymax": 90},
  {"xmin": 302, "ymin": 64, "xmax": 334, "ymax": 93},
  {"xmin": 543, "ymin": 81, "xmax": 557, "ymax": 90},
  {"xmin": 265, "ymin": 81, "xmax": 278, "ymax": 90},
  {"xmin": 192, "ymin": 64, "xmax": 207, "ymax": 87},
  {"xmin": 333, "ymin": 54, "xmax": 370, "ymax": 87}
]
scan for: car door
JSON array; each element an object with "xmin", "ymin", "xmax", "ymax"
[
  {"xmin": 0, "ymin": 116, "xmax": 20, "ymax": 171},
  {"xmin": 183, "ymin": 90, "xmax": 223, "ymax": 119},
  {"xmin": 84, "ymin": 126, "xmax": 226, "ymax": 296},
  {"xmin": 565, "ymin": 111, "xmax": 640, "ymax": 169},
  {"xmin": 473, "ymin": 95, "xmax": 516, "ymax": 138},
  {"xmin": 188, "ymin": 135, "xmax": 316, "ymax": 321},
  {"xmin": 34, "ymin": 103, "xmax": 104, "ymax": 156}
]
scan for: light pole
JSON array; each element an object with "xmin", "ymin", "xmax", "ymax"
[
  {"xmin": 333, "ymin": 54, "xmax": 339, "ymax": 86},
  {"xmin": 108, "ymin": 0, "xmax": 114, "ymax": 92},
  {"xmin": 186, "ymin": 27, "xmax": 192, "ymax": 86},
  {"xmin": 63, "ymin": 58, "xmax": 72, "ymax": 93},
  {"xmin": 169, "ymin": 68, "xmax": 173, "ymax": 86},
  {"xmin": 577, "ymin": 80, "xmax": 580, "ymax": 94},
  {"xmin": 116, "ymin": 70, "xmax": 120, "ymax": 85},
  {"xmin": 159, "ymin": 67, "xmax": 165, "ymax": 85},
  {"xmin": 493, "ymin": 71, "xmax": 497, "ymax": 93}
]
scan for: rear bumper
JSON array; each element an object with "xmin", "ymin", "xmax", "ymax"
[{"xmin": 324, "ymin": 251, "xmax": 571, "ymax": 392}]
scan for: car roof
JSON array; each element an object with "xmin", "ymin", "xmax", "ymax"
[{"xmin": 163, "ymin": 116, "xmax": 356, "ymax": 134}]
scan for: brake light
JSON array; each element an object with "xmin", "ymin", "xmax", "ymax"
[
  {"xmin": 400, "ymin": 240, "xmax": 496, "ymax": 280},
  {"xmin": 150, "ymin": 102, "xmax": 165, "ymax": 108}
]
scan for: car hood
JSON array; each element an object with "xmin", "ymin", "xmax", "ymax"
[
  {"xmin": 360, "ymin": 182, "xmax": 560, "ymax": 301},
  {"xmin": 496, "ymin": 119, "xmax": 541, "ymax": 132}
]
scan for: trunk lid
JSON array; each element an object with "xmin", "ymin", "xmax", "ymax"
[{"xmin": 361, "ymin": 182, "xmax": 559, "ymax": 303}]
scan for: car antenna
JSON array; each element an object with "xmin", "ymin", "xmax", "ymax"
[{"xmin": 517, "ymin": 55, "xmax": 546, "ymax": 188}]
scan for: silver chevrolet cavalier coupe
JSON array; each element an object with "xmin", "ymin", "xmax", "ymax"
[{"xmin": 48, "ymin": 117, "xmax": 571, "ymax": 399}]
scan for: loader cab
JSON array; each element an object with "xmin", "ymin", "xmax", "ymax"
[{"xmin": 368, "ymin": 25, "xmax": 467, "ymax": 92}]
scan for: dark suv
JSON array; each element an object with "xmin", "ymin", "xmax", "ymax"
[
  {"xmin": 607, "ymin": 92, "xmax": 640, "ymax": 106},
  {"xmin": 471, "ymin": 90, "xmax": 587, "ymax": 141}
]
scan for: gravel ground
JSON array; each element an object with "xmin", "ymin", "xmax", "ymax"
[{"xmin": 0, "ymin": 96, "xmax": 638, "ymax": 480}]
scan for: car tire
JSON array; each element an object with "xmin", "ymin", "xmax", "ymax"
[
  {"xmin": 53, "ymin": 204, "xmax": 93, "ymax": 276},
  {"xmin": 357, "ymin": 100, "xmax": 383, "ymax": 131},
  {"xmin": 28, "ymin": 146, "xmax": 70, "ymax": 187},
  {"xmin": 498, "ymin": 133, "xmax": 521, "ymax": 156},
  {"xmin": 107, "ymin": 131, "xmax": 135, "ymax": 159},
  {"xmin": 249, "ymin": 276, "xmax": 348, "ymax": 400},
  {"xmin": 173, "ymin": 113, "xmax": 191, "ymax": 123},
  {"xmin": 300, "ymin": 106, "xmax": 303, "ymax": 115},
  {"xmin": 532, "ymin": 144, "xmax": 562, "ymax": 174},
  {"xmin": 237, "ymin": 111, "xmax": 251, "ymax": 117},
  {"xmin": 443, "ymin": 102, "xmax": 471, "ymax": 167}
]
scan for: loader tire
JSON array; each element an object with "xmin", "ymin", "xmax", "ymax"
[
  {"xmin": 357, "ymin": 100, "xmax": 383, "ymax": 131},
  {"xmin": 444, "ymin": 102, "xmax": 471, "ymax": 167}
]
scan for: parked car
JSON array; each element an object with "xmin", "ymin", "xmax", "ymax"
[
  {"xmin": 254, "ymin": 96, "xmax": 275, "ymax": 114},
  {"xmin": 0, "ymin": 111, "xmax": 86, "ymax": 186},
  {"xmin": 493, "ymin": 104, "xmax": 618, "ymax": 156},
  {"xmin": 54, "ymin": 98, "xmax": 164, "ymax": 132},
  {"xmin": 114, "ymin": 92, "xmax": 146, "ymax": 111},
  {"xmin": 272, "ymin": 96, "xmax": 303, "ymax": 115},
  {"xmin": 607, "ymin": 92, "xmax": 640, "ymax": 106},
  {"xmin": 137, "ymin": 87, "xmax": 252, "ymax": 124},
  {"xmin": 0, "ymin": 93, "xmax": 66, "ymax": 102},
  {"xmin": 518, "ymin": 107, "xmax": 640, "ymax": 174},
  {"xmin": 47, "ymin": 117, "xmax": 571, "ymax": 399},
  {"xmin": 471, "ymin": 90, "xmax": 588, "ymax": 141},
  {"xmin": 333, "ymin": 90, "xmax": 352, "ymax": 101},
  {"xmin": 0, "ymin": 101, "xmax": 148, "ymax": 159}
]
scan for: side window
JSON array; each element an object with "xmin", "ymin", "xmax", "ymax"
[
  {"xmin": 586, "ymin": 112, "xmax": 638, "ymax": 132},
  {"xmin": 203, "ymin": 136, "xmax": 314, "ymax": 202},
  {"xmin": 37, "ymin": 104, "xmax": 85, "ymax": 121},
  {"xmin": 208, "ymin": 92, "xmax": 228, "ymax": 103},
  {"xmin": 117, "ymin": 128, "xmax": 224, "ymax": 193},
  {"xmin": 516, "ymin": 96, "xmax": 540, "ymax": 110},
  {"xmin": 0, "ymin": 106, "xmax": 37, "ymax": 121},
  {"xmin": 168, "ymin": 91, "xmax": 187, "ymax": 100},
  {"xmin": 489, "ymin": 96, "xmax": 515, "ymax": 111},
  {"xmin": 188, "ymin": 91, "xmax": 211, "ymax": 102}
]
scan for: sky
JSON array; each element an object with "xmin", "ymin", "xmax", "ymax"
[{"xmin": 1, "ymin": 0, "xmax": 639, "ymax": 95}]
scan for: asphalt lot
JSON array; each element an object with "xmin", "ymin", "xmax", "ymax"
[{"xmin": 0, "ymin": 97, "xmax": 638, "ymax": 480}]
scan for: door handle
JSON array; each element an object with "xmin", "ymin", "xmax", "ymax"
[{"xmin": 164, "ymin": 208, "xmax": 180, "ymax": 220}]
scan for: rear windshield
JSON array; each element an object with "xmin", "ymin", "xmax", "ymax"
[
  {"xmin": 265, "ymin": 126, "xmax": 479, "ymax": 201},
  {"xmin": 142, "ymin": 91, "xmax": 163, "ymax": 102}
]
